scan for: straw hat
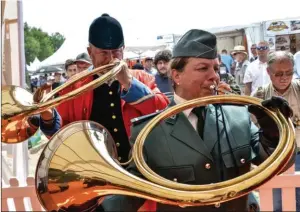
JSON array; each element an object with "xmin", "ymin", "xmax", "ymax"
[{"xmin": 231, "ymin": 45, "xmax": 248, "ymax": 56}]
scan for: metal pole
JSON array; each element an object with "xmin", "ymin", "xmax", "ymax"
[{"xmin": 12, "ymin": 0, "xmax": 29, "ymax": 185}]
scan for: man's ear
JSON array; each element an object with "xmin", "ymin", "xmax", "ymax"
[
  {"xmin": 171, "ymin": 69, "xmax": 181, "ymax": 85},
  {"xmin": 87, "ymin": 46, "xmax": 91, "ymax": 56}
]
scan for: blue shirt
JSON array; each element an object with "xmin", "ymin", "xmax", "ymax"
[
  {"xmin": 155, "ymin": 74, "xmax": 173, "ymax": 93},
  {"xmin": 221, "ymin": 54, "xmax": 233, "ymax": 73}
]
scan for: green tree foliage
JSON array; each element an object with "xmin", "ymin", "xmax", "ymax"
[{"xmin": 24, "ymin": 22, "xmax": 65, "ymax": 65}]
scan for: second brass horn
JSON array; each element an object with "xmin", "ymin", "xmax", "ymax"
[
  {"xmin": 35, "ymin": 95, "xmax": 295, "ymax": 211},
  {"xmin": 1, "ymin": 60, "xmax": 126, "ymax": 144}
]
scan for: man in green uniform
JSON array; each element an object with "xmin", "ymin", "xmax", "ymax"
[{"xmin": 97, "ymin": 29, "xmax": 295, "ymax": 212}]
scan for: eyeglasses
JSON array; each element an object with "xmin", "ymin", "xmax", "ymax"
[
  {"xmin": 256, "ymin": 46, "xmax": 269, "ymax": 51},
  {"xmin": 271, "ymin": 71, "xmax": 294, "ymax": 77}
]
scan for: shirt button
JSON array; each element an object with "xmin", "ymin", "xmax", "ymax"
[
  {"xmin": 112, "ymin": 115, "xmax": 116, "ymax": 119},
  {"xmin": 110, "ymin": 103, "xmax": 114, "ymax": 107},
  {"xmin": 118, "ymin": 157, "xmax": 122, "ymax": 161},
  {"xmin": 173, "ymin": 178, "xmax": 177, "ymax": 182},
  {"xmin": 240, "ymin": 158, "xmax": 246, "ymax": 164},
  {"xmin": 114, "ymin": 128, "xmax": 118, "ymax": 132},
  {"xmin": 83, "ymin": 108, "xmax": 87, "ymax": 114},
  {"xmin": 205, "ymin": 163, "xmax": 211, "ymax": 169},
  {"xmin": 109, "ymin": 91, "xmax": 113, "ymax": 95},
  {"xmin": 116, "ymin": 142, "xmax": 120, "ymax": 147}
]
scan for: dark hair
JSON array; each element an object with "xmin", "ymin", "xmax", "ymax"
[
  {"xmin": 169, "ymin": 57, "xmax": 189, "ymax": 90},
  {"xmin": 132, "ymin": 63, "xmax": 144, "ymax": 70},
  {"xmin": 65, "ymin": 59, "xmax": 76, "ymax": 71},
  {"xmin": 221, "ymin": 49, "xmax": 227, "ymax": 54},
  {"xmin": 145, "ymin": 57, "xmax": 153, "ymax": 62},
  {"xmin": 154, "ymin": 50, "xmax": 172, "ymax": 66}
]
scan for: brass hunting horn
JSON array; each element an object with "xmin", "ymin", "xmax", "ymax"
[
  {"xmin": 35, "ymin": 95, "xmax": 295, "ymax": 211},
  {"xmin": 1, "ymin": 60, "xmax": 126, "ymax": 144}
]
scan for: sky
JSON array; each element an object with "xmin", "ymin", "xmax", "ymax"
[{"xmin": 22, "ymin": 0, "xmax": 300, "ymax": 46}]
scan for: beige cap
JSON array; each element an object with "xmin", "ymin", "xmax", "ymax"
[{"xmin": 231, "ymin": 45, "xmax": 248, "ymax": 56}]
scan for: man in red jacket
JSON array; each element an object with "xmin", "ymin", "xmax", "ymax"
[{"xmin": 37, "ymin": 14, "xmax": 169, "ymax": 166}]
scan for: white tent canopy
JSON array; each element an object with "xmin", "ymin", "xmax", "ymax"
[
  {"xmin": 39, "ymin": 35, "xmax": 89, "ymax": 67},
  {"xmin": 26, "ymin": 57, "xmax": 41, "ymax": 72},
  {"xmin": 124, "ymin": 51, "xmax": 139, "ymax": 59},
  {"xmin": 140, "ymin": 50, "xmax": 157, "ymax": 58},
  {"xmin": 39, "ymin": 34, "xmax": 168, "ymax": 66},
  {"xmin": 124, "ymin": 36, "xmax": 167, "ymax": 56}
]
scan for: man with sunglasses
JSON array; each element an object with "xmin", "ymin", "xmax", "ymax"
[
  {"xmin": 243, "ymin": 41, "xmax": 271, "ymax": 95},
  {"xmin": 249, "ymin": 44, "xmax": 258, "ymax": 63},
  {"xmin": 252, "ymin": 51, "xmax": 300, "ymax": 211}
]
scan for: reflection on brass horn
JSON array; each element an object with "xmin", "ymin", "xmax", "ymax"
[
  {"xmin": 35, "ymin": 95, "xmax": 295, "ymax": 211},
  {"xmin": 1, "ymin": 60, "xmax": 126, "ymax": 144}
]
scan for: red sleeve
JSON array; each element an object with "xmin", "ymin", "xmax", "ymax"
[
  {"xmin": 128, "ymin": 69, "xmax": 169, "ymax": 115},
  {"xmin": 56, "ymin": 86, "xmax": 73, "ymax": 126}
]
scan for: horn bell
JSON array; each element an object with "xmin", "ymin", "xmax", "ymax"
[
  {"xmin": 35, "ymin": 95, "xmax": 296, "ymax": 211},
  {"xmin": 35, "ymin": 121, "xmax": 186, "ymax": 211}
]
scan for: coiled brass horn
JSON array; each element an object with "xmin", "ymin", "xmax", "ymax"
[
  {"xmin": 35, "ymin": 95, "xmax": 295, "ymax": 211},
  {"xmin": 1, "ymin": 60, "xmax": 126, "ymax": 144}
]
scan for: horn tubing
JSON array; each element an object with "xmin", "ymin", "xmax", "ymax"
[
  {"xmin": 34, "ymin": 96, "xmax": 295, "ymax": 210},
  {"xmin": 133, "ymin": 95, "xmax": 295, "ymax": 202},
  {"xmin": 2, "ymin": 61, "xmax": 125, "ymax": 120},
  {"xmin": 1, "ymin": 61, "xmax": 126, "ymax": 144},
  {"xmin": 36, "ymin": 62, "xmax": 125, "ymax": 115}
]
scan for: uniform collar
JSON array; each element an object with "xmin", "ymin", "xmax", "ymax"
[{"xmin": 173, "ymin": 93, "xmax": 193, "ymax": 118}]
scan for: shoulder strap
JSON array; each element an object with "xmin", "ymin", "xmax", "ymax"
[{"xmin": 131, "ymin": 110, "xmax": 164, "ymax": 126}]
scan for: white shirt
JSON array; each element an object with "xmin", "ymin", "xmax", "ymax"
[
  {"xmin": 294, "ymin": 51, "xmax": 300, "ymax": 78},
  {"xmin": 243, "ymin": 59, "xmax": 271, "ymax": 95},
  {"xmin": 173, "ymin": 93, "xmax": 198, "ymax": 132}
]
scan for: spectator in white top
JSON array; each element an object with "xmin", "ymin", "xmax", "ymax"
[
  {"xmin": 294, "ymin": 50, "xmax": 300, "ymax": 79},
  {"xmin": 249, "ymin": 44, "xmax": 258, "ymax": 63},
  {"xmin": 243, "ymin": 41, "xmax": 271, "ymax": 95}
]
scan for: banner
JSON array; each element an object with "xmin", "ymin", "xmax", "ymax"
[
  {"xmin": 275, "ymin": 35, "xmax": 291, "ymax": 51},
  {"xmin": 290, "ymin": 20, "xmax": 300, "ymax": 34},
  {"xmin": 265, "ymin": 36, "xmax": 276, "ymax": 50},
  {"xmin": 264, "ymin": 19, "xmax": 300, "ymax": 36},
  {"xmin": 157, "ymin": 34, "xmax": 174, "ymax": 43}
]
